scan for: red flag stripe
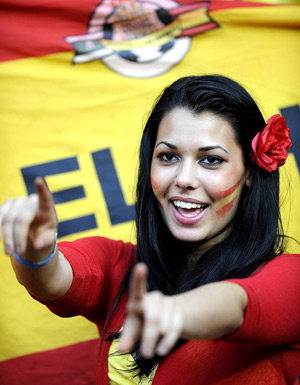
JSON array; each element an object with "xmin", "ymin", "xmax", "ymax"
[
  {"xmin": 0, "ymin": 0, "xmax": 272, "ymax": 62},
  {"xmin": 0, "ymin": 339, "xmax": 99, "ymax": 385}
]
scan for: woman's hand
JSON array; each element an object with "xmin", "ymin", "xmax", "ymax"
[
  {"xmin": 0, "ymin": 177, "xmax": 73, "ymax": 301},
  {"xmin": 119, "ymin": 264, "xmax": 248, "ymax": 359},
  {"xmin": 118, "ymin": 263, "xmax": 184, "ymax": 359},
  {"xmin": 0, "ymin": 177, "xmax": 57, "ymax": 262}
]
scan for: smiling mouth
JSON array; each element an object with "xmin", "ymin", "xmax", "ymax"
[{"xmin": 172, "ymin": 200, "xmax": 208, "ymax": 218}]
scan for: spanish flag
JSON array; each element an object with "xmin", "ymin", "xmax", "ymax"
[{"xmin": 0, "ymin": 1, "xmax": 299, "ymax": 384}]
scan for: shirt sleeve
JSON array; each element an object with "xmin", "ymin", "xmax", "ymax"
[
  {"xmin": 36, "ymin": 236, "xmax": 135, "ymax": 324},
  {"xmin": 223, "ymin": 254, "xmax": 300, "ymax": 347}
]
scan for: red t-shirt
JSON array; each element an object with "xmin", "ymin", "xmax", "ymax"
[{"xmin": 42, "ymin": 237, "xmax": 300, "ymax": 385}]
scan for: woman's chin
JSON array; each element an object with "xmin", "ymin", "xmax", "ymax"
[{"xmin": 171, "ymin": 230, "xmax": 206, "ymax": 244}]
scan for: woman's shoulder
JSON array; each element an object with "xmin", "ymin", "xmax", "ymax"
[
  {"xmin": 58, "ymin": 236, "xmax": 137, "ymax": 271},
  {"xmin": 276, "ymin": 253, "xmax": 300, "ymax": 258},
  {"xmin": 248, "ymin": 253, "xmax": 300, "ymax": 278},
  {"xmin": 260, "ymin": 252, "xmax": 300, "ymax": 269},
  {"xmin": 270, "ymin": 253, "xmax": 300, "ymax": 265},
  {"xmin": 58, "ymin": 235, "xmax": 136, "ymax": 254}
]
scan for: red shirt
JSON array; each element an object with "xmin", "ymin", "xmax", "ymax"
[{"xmin": 42, "ymin": 237, "xmax": 300, "ymax": 385}]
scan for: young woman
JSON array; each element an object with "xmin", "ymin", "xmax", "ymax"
[{"xmin": 1, "ymin": 75, "xmax": 299, "ymax": 385}]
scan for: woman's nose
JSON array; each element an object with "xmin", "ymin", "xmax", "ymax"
[{"xmin": 175, "ymin": 160, "xmax": 199, "ymax": 190}]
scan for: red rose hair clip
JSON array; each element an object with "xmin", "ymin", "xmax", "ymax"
[{"xmin": 251, "ymin": 114, "xmax": 292, "ymax": 172}]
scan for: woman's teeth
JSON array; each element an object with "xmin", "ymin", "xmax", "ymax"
[{"xmin": 173, "ymin": 200, "xmax": 206, "ymax": 210}]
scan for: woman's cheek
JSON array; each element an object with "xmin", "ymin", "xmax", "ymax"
[
  {"xmin": 214, "ymin": 179, "xmax": 242, "ymax": 217},
  {"xmin": 151, "ymin": 175, "xmax": 164, "ymax": 210},
  {"xmin": 151, "ymin": 175, "xmax": 159, "ymax": 192},
  {"xmin": 216, "ymin": 198, "xmax": 238, "ymax": 217}
]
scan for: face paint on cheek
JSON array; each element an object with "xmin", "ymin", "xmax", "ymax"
[
  {"xmin": 216, "ymin": 179, "xmax": 242, "ymax": 217},
  {"xmin": 151, "ymin": 176, "xmax": 164, "ymax": 210},
  {"xmin": 218, "ymin": 179, "xmax": 242, "ymax": 199},
  {"xmin": 216, "ymin": 197, "xmax": 238, "ymax": 217},
  {"xmin": 151, "ymin": 175, "xmax": 159, "ymax": 194}
]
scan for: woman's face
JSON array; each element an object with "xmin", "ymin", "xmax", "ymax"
[{"xmin": 150, "ymin": 108, "xmax": 250, "ymax": 248}]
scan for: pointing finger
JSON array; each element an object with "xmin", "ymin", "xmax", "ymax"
[
  {"xmin": 127, "ymin": 263, "xmax": 148, "ymax": 314},
  {"xmin": 129, "ymin": 263, "xmax": 148, "ymax": 300},
  {"xmin": 34, "ymin": 177, "xmax": 54, "ymax": 212},
  {"xmin": 118, "ymin": 264, "xmax": 148, "ymax": 353}
]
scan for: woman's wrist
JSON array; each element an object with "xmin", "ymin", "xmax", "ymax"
[{"xmin": 13, "ymin": 233, "xmax": 58, "ymax": 268}]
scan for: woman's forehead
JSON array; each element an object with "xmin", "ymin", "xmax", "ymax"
[{"xmin": 156, "ymin": 109, "xmax": 237, "ymax": 148}]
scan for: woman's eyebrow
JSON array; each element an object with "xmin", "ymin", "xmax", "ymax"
[
  {"xmin": 198, "ymin": 145, "xmax": 228, "ymax": 154},
  {"xmin": 155, "ymin": 141, "xmax": 177, "ymax": 149},
  {"xmin": 156, "ymin": 142, "xmax": 228, "ymax": 154}
]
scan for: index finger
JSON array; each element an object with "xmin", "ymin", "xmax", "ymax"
[
  {"xmin": 34, "ymin": 177, "xmax": 54, "ymax": 211},
  {"xmin": 128, "ymin": 263, "xmax": 148, "ymax": 308}
]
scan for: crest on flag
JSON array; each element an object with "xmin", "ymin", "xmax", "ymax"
[{"xmin": 65, "ymin": 0, "xmax": 218, "ymax": 78}]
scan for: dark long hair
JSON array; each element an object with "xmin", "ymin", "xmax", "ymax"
[{"xmin": 106, "ymin": 75, "xmax": 285, "ymax": 376}]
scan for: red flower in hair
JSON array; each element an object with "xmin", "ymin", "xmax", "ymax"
[{"xmin": 251, "ymin": 114, "xmax": 292, "ymax": 172}]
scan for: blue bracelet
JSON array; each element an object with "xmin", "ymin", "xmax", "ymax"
[{"xmin": 13, "ymin": 234, "xmax": 58, "ymax": 268}]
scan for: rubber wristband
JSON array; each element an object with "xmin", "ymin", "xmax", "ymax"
[{"xmin": 13, "ymin": 234, "xmax": 58, "ymax": 268}]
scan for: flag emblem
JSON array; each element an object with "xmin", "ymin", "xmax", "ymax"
[{"xmin": 65, "ymin": 0, "xmax": 218, "ymax": 78}]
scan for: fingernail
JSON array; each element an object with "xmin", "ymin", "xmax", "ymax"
[
  {"xmin": 5, "ymin": 245, "xmax": 11, "ymax": 255},
  {"xmin": 16, "ymin": 247, "xmax": 22, "ymax": 255}
]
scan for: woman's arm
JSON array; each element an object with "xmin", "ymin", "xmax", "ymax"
[
  {"xmin": 175, "ymin": 280, "xmax": 248, "ymax": 341},
  {"xmin": 118, "ymin": 263, "xmax": 248, "ymax": 359},
  {"xmin": 0, "ymin": 177, "xmax": 73, "ymax": 301}
]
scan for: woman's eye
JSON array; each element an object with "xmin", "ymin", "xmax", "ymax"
[
  {"xmin": 158, "ymin": 152, "xmax": 179, "ymax": 162},
  {"xmin": 200, "ymin": 156, "xmax": 223, "ymax": 166}
]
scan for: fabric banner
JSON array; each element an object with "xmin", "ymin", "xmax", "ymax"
[{"xmin": 0, "ymin": 1, "xmax": 299, "ymax": 384}]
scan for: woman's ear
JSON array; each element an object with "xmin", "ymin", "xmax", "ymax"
[{"xmin": 245, "ymin": 168, "xmax": 251, "ymax": 188}]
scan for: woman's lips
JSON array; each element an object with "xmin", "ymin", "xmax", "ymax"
[{"xmin": 170, "ymin": 200, "xmax": 208, "ymax": 225}]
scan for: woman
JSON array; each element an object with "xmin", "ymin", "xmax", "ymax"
[{"xmin": 0, "ymin": 75, "xmax": 299, "ymax": 384}]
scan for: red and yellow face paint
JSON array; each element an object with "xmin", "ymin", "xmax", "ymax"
[
  {"xmin": 216, "ymin": 179, "xmax": 242, "ymax": 217},
  {"xmin": 151, "ymin": 175, "xmax": 163, "ymax": 209}
]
